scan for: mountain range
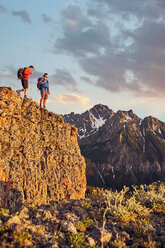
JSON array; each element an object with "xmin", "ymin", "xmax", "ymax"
[{"xmin": 63, "ymin": 104, "xmax": 165, "ymax": 189}]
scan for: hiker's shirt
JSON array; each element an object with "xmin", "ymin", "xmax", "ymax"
[
  {"xmin": 23, "ymin": 67, "xmax": 32, "ymax": 80},
  {"xmin": 39, "ymin": 78, "xmax": 49, "ymax": 92}
]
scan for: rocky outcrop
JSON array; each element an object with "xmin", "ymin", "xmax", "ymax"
[
  {"xmin": 0, "ymin": 87, "xmax": 86, "ymax": 211},
  {"xmin": 63, "ymin": 104, "xmax": 165, "ymax": 189}
]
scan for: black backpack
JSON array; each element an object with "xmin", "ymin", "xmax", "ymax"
[{"xmin": 17, "ymin": 68, "xmax": 24, "ymax": 79}]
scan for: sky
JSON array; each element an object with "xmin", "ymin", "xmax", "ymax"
[{"xmin": 1, "ymin": 0, "xmax": 165, "ymax": 121}]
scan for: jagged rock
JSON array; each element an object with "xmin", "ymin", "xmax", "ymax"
[
  {"xmin": 7, "ymin": 215, "xmax": 22, "ymax": 225},
  {"xmin": 87, "ymin": 236, "xmax": 96, "ymax": 246},
  {"xmin": 100, "ymin": 228, "xmax": 112, "ymax": 243},
  {"xmin": 0, "ymin": 87, "xmax": 86, "ymax": 211},
  {"xmin": 61, "ymin": 220, "xmax": 77, "ymax": 233},
  {"xmin": 17, "ymin": 207, "xmax": 29, "ymax": 220},
  {"xmin": 63, "ymin": 104, "xmax": 165, "ymax": 189}
]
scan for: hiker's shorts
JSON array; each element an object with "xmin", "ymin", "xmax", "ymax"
[
  {"xmin": 41, "ymin": 90, "xmax": 48, "ymax": 100},
  {"xmin": 21, "ymin": 79, "xmax": 28, "ymax": 89}
]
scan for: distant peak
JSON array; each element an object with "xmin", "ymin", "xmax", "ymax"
[
  {"xmin": 141, "ymin": 115, "xmax": 162, "ymax": 131},
  {"xmin": 90, "ymin": 103, "xmax": 110, "ymax": 111}
]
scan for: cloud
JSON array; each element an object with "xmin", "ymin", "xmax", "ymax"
[
  {"xmin": 0, "ymin": 4, "xmax": 8, "ymax": 14},
  {"xmin": 50, "ymin": 69, "xmax": 80, "ymax": 92},
  {"xmin": 79, "ymin": 18, "xmax": 165, "ymax": 97},
  {"xmin": 42, "ymin": 14, "xmax": 52, "ymax": 23},
  {"xmin": 125, "ymin": 20, "xmax": 165, "ymax": 94},
  {"xmin": 81, "ymin": 76, "xmax": 94, "ymax": 84},
  {"xmin": 0, "ymin": 65, "xmax": 16, "ymax": 79},
  {"xmin": 90, "ymin": 0, "xmax": 165, "ymax": 21},
  {"xmin": 12, "ymin": 10, "xmax": 31, "ymax": 24},
  {"xmin": 51, "ymin": 1, "xmax": 165, "ymax": 98},
  {"xmin": 0, "ymin": 5, "xmax": 31, "ymax": 24},
  {"xmin": 53, "ymin": 4, "xmax": 111, "ymax": 57},
  {"xmin": 57, "ymin": 93, "xmax": 90, "ymax": 107}
]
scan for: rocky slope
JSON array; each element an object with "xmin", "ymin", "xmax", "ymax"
[
  {"xmin": 0, "ymin": 87, "xmax": 86, "ymax": 212},
  {"xmin": 63, "ymin": 104, "xmax": 165, "ymax": 189},
  {"xmin": 0, "ymin": 182, "xmax": 164, "ymax": 247}
]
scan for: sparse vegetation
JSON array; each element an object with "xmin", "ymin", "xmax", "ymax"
[
  {"xmin": 79, "ymin": 200, "xmax": 92, "ymax": 209},
  {"xmin": 0, "ymin": 208, "xmax": 9, "ymax": 218},
  {"xmin": 65, "ymin": 232, "xmax": 90, "ymax": 247},
  {"xmin": 132, "ymin": 183, "xmax": 165, "ymax": 214},
  {"xmin": 75, "ymin": 217, "xmax": 94, "ymax": 232},
  {"xmin": 0, "ymin": 182, "xmax": 164, "ymax": 247},
  {"xmin": 86, "ymin": 182, "xmax": 165, "ymax": 247}
]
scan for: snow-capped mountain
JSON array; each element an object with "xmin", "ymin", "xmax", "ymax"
[
  {"xmin": 63, "ymin": 104, "xmax": 165, "ymax": 189},
  {"xmin": 63, "ymin": 104, "xmax": 114, "ymax": 139}
]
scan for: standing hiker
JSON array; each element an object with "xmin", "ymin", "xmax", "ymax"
[
  {"xmin": 16, "ymin": 65, "xmax": 34, "ymax": 99},
  {"xmin": 39, "ymin": 73, "xmax": 50, "ymax": 109}
]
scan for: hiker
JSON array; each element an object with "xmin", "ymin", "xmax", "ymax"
[
  {"xmin": 16, "ymin": 65, "xmax": 34, "ymax": 99},
  {"xmin": 39, "ymin": 73, "xmax": 50, "ymax": 109}
]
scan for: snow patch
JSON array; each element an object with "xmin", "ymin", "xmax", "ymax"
[
  {"xmin": 90, "ymin": 112, "xmax": 106, "ymax": 129},
  {"xmin": 125, "ymin": 113, "xmax": 132, "ymax": 120},
  {"xmin": 139, "ymin": 120, "xmax": 143, "ymax": 126},
  {"xmin": 158, "ymin": 128, "xmax": 162, "ymax": 135},
  {"xmin": 111, "ymin": 166, "xmax": 115, "ymax": 179},
  {"xmin": 96, "ymin": 168, "xmax": 105, "ymax": 185}
]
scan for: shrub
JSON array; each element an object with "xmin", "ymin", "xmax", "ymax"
[
  {"xmin": 103, "ymin": 186, "xmax": 151, "ymax": 224},
  {"xmin": 132, "ymin": 183, "xmax": 165, "ymax": 214},
  {"xmin": 75, "ymin": 217, "xmax": 94, "ymax": 232},
  {"xmin": 0, "ymin": 208, "xmax": 9, "ymax": 218}
]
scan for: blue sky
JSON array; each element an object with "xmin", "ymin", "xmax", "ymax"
[{"xmin": 1, "ymin": 0, "xmax": 165, "ymax": 121}]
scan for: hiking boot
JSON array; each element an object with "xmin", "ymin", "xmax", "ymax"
[
  {"xmin": 24, "ymin": 95, "xmax": 27, "ymax": 99},
  {"xmin": 43, "ymin": 105, "xmax": 46, "ymax": 109},
  {"xmin": 16, "ymin": 90, "xmax": 20, "ymax": 96}
]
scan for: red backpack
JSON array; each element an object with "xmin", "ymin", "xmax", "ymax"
[{"xmin": 37, "ymin": 77, "xmax": 42, "ymax": 90}]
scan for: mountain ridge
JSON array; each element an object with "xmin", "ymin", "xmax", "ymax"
[{"xmin": 63, "ymin": 104, "xmax": 165, "ymax": 189}]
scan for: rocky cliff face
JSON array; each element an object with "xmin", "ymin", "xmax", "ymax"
[
  {"xmin": 63, "ymin": 104, "xmax": 165, "ymax": 189},
  {"xmin": 0, "ymin": 87, "xmax": 86, "ymax": 211}
]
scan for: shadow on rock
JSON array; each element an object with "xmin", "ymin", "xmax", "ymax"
[{"xmin": 0, "ymin": 180, "xmax": 23, "ymax": 213}]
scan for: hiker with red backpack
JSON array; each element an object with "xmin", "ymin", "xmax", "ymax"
[
  {"xmin": 38, "ymin": 73, "xmax": 50, "ymax": 109},
  {"xmin": 16, "ymin": 65, "xmax": 34, "ymax": 99}
]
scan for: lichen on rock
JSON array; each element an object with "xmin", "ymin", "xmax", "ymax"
[{"xmin": 0, "ymin": 87, "xmax": 86, "ymax": 211}]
